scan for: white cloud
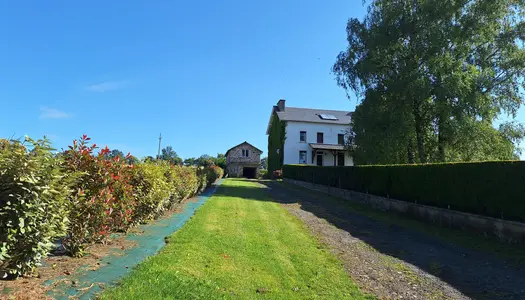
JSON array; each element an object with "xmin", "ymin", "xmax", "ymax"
[
  {"xmin": 86, "ymin": 80, "xmax": 127, "ymax": 92},
  {"xmin": 39, "ymin": 107, "xmax": 72, "ymax": 119}
]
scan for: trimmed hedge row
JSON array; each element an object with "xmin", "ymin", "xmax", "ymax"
[
  {"xmin": 283, "ymin": 162, "xmax": 525, "ymax": 222},
  {"xmin": 0, "ymin": 136, "xmax": 223, "ymax": 277}
]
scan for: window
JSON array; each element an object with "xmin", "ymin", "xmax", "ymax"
[
  {"xmin": 317, "ymin": 132, "xmax": 324, "ymax": 143},
  {"xmin": 338, "ymin": 134, "xmax": 345, "ymax": 145},
  {"xmin": 300, "ymin": 131, "xmax": 306, "ymax": 142},
  {"xmin": 319, "ymin": 114, "xmax": 338, "ymax": 120},
  {"xmin": 241, "ymin": 149, "xmax": 249, "ymax": 157},
  {"xmin": 299, "ymin": 151, "xmax": 307, "ymax": 164}
]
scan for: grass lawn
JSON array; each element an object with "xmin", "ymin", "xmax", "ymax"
[{"xmin": 102, "ymin": 179, "xmax": 372, "ymax": 300}]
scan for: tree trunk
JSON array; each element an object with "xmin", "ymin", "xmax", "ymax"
[
  {"xmin": 413, "ymin": 99, "xmax": 427, "ymax": 163},
  {"xmin": 407, "ymin": 139, "xmax": 415, "ymax": 164},
  {"xmin": 437, "ymin": 112, "xmax": 446, "ymax": 162}
]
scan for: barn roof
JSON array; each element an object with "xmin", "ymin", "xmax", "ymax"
[{"xmin": 225, "ymin": 141, "xmax": 263, "ymax": 157}]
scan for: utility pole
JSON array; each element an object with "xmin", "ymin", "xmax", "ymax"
[{"xmin": 157, "ymin": 133, "xmax": 162, "ymax": 160}]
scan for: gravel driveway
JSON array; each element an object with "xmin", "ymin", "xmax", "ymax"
[{"xmin": 262, "ymin": 181, "xmax": 525, "ymax": 300}]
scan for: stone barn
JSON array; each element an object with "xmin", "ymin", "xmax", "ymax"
[{"xmin": 225, "ymin": 141, "xmax": 263, "ymax": 178}]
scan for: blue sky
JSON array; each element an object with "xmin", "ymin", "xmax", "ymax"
[{"xmin": 1, "ymin": 1, "xmax": 524, "ymax": 159}]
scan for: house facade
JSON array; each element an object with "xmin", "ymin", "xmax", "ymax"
[
  {"xmin": 225, "ymin": 141, "xmax": 263, "ymax": 178},
  {"xmin": 266, "ymin": 99, "xmax": 353, "ymax": 172}
]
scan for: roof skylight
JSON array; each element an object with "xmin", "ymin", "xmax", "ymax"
[{"xmin": 319, "ymin": 114, "xmax": 338, "ymax": 120}]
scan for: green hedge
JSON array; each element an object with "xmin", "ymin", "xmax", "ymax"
[
  {"xmin": 283, "ymin": 162, "xmax": 525, "ymax": 222},
  {"xmin": 0, "ymin": 136, "xmax": 221, "ymax": 277},
  {"xmin": 0, "ymin": 138, "xmax": 72, "ymax": 277}
]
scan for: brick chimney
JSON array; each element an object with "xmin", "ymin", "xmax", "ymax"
[{"xmin": 277, "ymin": 99, "xmax": 286, "ymax": 111}]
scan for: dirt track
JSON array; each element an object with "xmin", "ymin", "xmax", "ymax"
[{"xmin": 263, "ymin": 181, "xmax": 525, "ymax": 300}]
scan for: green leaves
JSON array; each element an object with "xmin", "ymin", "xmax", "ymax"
[
  {"xmin": 0, "ymin": 134, "xmax": 221, "ymax": 277},
  {"xmin": 159, "ymin": 146, "xmax": 183, "ymax": 165},
  {"xmin": 334, "ymin": 0, "xmax": 525, "ymax": 164},
  {"xmin": 268, "ymin": 113, "xmax": 286, "ymax": 173},
  {"xmin": 0, "ymin": 137, "xmax": 71, "ymax": 276},
  {"xmin": 284, "ymin": 162, "xmax": 525, "ymax": 222}
]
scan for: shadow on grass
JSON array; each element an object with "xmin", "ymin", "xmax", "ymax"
[{"xmin": 213, "ymin": 179, "xmax": 525, "ymax": 300}]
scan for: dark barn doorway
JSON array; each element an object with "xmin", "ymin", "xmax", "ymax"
[{"xmin": 242, "ymin": 167, "xmax": 257, "ymax": 179}]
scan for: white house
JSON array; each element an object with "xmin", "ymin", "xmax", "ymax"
[{"xmin": 266, "ymin": 99, "xmax": 354, "ymax": 168}]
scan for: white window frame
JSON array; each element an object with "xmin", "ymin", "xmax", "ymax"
[
  {"xmin": 299, "ymin": 131, "xmax": 307, "ymax": 142},
  {"xmin": 299, "ymin": 151, "xmax": 307, "ymax": 164}
]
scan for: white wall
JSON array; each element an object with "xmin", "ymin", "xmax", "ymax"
[{"xmin": 283, "ymin": 121, "xmax": 354, "ymax": 166}]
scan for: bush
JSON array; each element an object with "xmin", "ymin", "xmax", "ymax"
[
  {"xmin": 0, "ymin": 137, "xmax": 72, "ymax": 276},
  {"xmin": 179, "ymin": 165, "xmax": 199, "ymax": 199},
  {"xmin": 166, "ymin": 165, "xmax": 197, "ymax": 202},
  {"xmin": 0, "ymin": 134, "xmax": 217, "ymax": 275},
  {"xmin": 196, "ymin": 167, "xmax": 208, "ymax": 193},
  {"xmin": 131, "ymin": 162, "xmax": 172, "ymax": 224},
  {"xmin": 283, "ymin": 162, "xmax": 525, "ymax": 222},
  {"xmin": 257, "ymin": 169, "xmax": 268, "ymax": 179},
  {"xmin": 62, "ymin": 135, "xmax": 136, "ymax": 257},
  {"xmin": 131, "ymin": 162, "xmax": 206, "ymax": 224},
  {"xmin": 206, "ymin": 165, "xmax": 224, "ymax": 186},
  {"xmin": 272, "ymin": 169, "xmax": 282, "ymax": 179}
]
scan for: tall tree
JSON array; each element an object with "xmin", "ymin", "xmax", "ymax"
[
  {"xmin": 334, "ymin": 0, "xmax": 525, "ymax": 164},
  {"xmin": 267, "ymin": 113, "xmax": 286, "ymax": 173},
  {"xmin": 105, "ymin": 149, "xmax": 125, "ymax": 160},
  {"xmin": 215, "ymin": 153, "xmax": 227, "ymax": 169},
  {"xmin": 160, "ymin": 146, "xmax": 183, "ymax": 165},
  {"xmin": 184, "ymin": 157, "xmax": 197, "ymax": 166},
  {"xmin": 260, "ymin": 157, "xmax": 268, "ymax": 170},
  {"xmin": 143, "ymin": 156, "xmax": 156, "ymax": 163},
  {"xmin": 196, "ymin": 154, "xmax": 214, "ymax": 167}
]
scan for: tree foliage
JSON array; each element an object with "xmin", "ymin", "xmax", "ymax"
[
  {"xmin": 160, "ymin": 146, "xmax": 183, "ymax": 165},
  {"xmin": 268, "ymin": 113, "xmax": 286, "ymax": 173},
  {"xmin": 105, "ymin": 149, "xmax": 124, "ymax": 160},
  {"xmin": 334, "ymin": 0, "xmax": 525, "ymax": 164},
  {"xmin": 260, "ymin": 156, "xmax": 268, "ymax": 170},
  {"xmin": 195, "ymin": 155, "xmax": 214, "ymax": 167},
  {"xmin": 214, "ymin": 154, "xmax": 226, "ymax": 170},
  {"xmin": 183, "ymin": 154, "xmax": 225, "ymax": 168},
  {"xmin": 184, "ymin": 157, "xmax": 196, "ymax": 166},
  {"xmin": 105, "ymin": 149, "xmax": 138, "ymax": 165}
]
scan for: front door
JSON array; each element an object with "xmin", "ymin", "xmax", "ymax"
[
  {"xmin": 337, "ymin": 153, "xmax": 345, "ymax": 166},
  {"xmin": 316, "ymin": 153, "xmax": 323, "ymax": 166}
]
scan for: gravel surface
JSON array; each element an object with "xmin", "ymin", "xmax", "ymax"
[{"xmin": 262, "ymin": 181, "xmax": 525, "ymax": 300}]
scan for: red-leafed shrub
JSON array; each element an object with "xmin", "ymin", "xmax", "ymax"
[
  {"xmin": 62, "ymin": 135, "xmax": 136, "ymax": 257},
  {"xmin": 272, "ymin": 169, "xmax": 282, "ymax": 179}
]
